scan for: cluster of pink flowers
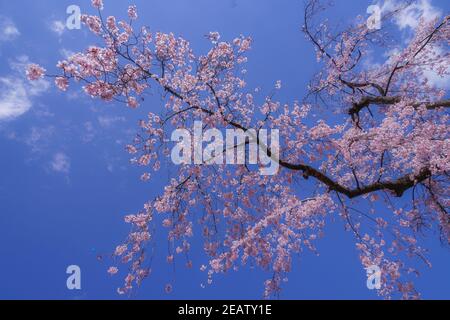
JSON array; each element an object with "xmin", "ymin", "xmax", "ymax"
[
  {"xmin": 26, "ymin": 64, "xmax": 46, "ymax": 81},
  {"xmin": 127, "ymin": 97, "xmax": 139, "ymax": 108},
  {"xmin": 107, "ymin": 266, "xmax": 118, "ymax": 275},
  {"xmin": 207, "ymin": 32, "xmax": 220, "ymax": 43},
  {"xmin": 91, "ymin": 0, "xmax": 103, "ymax": 10},
  {"xmin": 81, "ymin": 14, "xmax": 102, "ymax": 34},
  {"xmin": 55, "ymin": 77, "xmax": 69, "ymax": 91},
  {"xmin": 109, "ymin": 202, "xmax": 153, "ymax": 294},
  {"xmin": 127, "ymin": 5, "xmax": 138, "ymax": 20}
]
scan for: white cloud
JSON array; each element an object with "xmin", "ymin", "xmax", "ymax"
[
  {"xmin": 82, "ymin": 121, "xmax": 96, "ymax": 143},
  {"xmin": 422, "ymin": 46, "xmax": 450, "ymax": 89},
  {"xmin": 51, "ymin": 152, "xmax": 71, "ymax": 174},
  {"xmin": 24, "ymin": 126, "xmax": 55, "ymax": 153},
  {"xmin": 0, "ymin": 78, "xmax": 31, "ymax": 120},
  {"xmin": 424, "ymin": 70, "xmax": 449, "ymax": 88},
  {"xmin": 0, "ymin": 55, "xmax": 49, "ymax": 121},
  {"xmin": 381, "ymin": 0, "xmax": 442, "ymax": 30},
  {"xmin": 97, "ymin": 115, "xmax": 126, "ymax": 128},
  {"xmin": 50, "ymin": 20, "xmax": 66, "ymax": 36},
  {"xmin": 60, "ymin": 48, "xmax": 75, "ymax": 59},
  {"xmin": 107, "ymin": 163, "xmax": 114, "ymax": 173},
  {"xmin": 383, "ymin": 48, "xmax": 402, "ymax": 62},
  {"xmin": 0, "ymin": 16, "xmax": 20, "ymax": 41}
]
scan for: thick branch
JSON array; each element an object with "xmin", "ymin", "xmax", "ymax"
[
  {"xmin": 349, "ymin": 97, "xmax": 450, "ymax": 118},
  {"xmin": 279, "ymin": 161, "xmax": 431, "ymax": 198}
]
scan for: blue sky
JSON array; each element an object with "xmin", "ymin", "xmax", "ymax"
[{"xmin": 0, "ymin": 0, "xmax": 448, "ymax": 299}]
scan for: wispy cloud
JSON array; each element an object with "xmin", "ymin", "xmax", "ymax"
[
  {"xmin": 82, "ymin": 121, "xmax": 96, "ymax": 143},
  {"xmin": 49, "ymin": 20, "xmax": 66, "ymax": 37},
  {"xmin": 60, "ymin": 48, "xmax": 75, "ymax": 59},
  {"xmin": 0, "ymin": 78, "xmax": 31, "ymax": 120},
  {"xmin": 422, "ymin": 46, "xmax": 450, "ymax": 89},
  {"xmin": 0, "ymin": 16, "xmax": 20, "ymax": 42},
  {"xmin": 50, "ymin": 152, "xmax": 71, "ymax": 174},
  {"xmin": 3, "ymin": 125, "xmax": 57, "ymax": 163},
  {"xmin": 0, "ymin": 55, "xmax": 49, "ymax": 121},
  {"xmin": 380, "ymin": 0, "xmax": 442, "ymax": 30},
  {"xmin": 97, "ymin": 115, "xmax": 126, "ymax": 128},
  {"xmin": 24, "ymin": 126, "xmax": 55, "ymax": 154}
]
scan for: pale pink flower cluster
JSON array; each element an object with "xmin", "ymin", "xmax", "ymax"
[
  {"xmin": 127, "ymin": 5, "xmax": 138, "ymax": 20},
  {"xmin": 275, "ymin": 80, "xmax": 282, "ymax": 89},
  {"xmin": 106, "ymin": 16, "xmax": 118, "ymax": 34},
  {"xmin": 207, "ymin": 32, "xmax": 220, "ymax": 43},
  {"xmin": 127, "ymin": 97, "xmax": 139, "ymax": 108},
  {"xmin": 107, "ymin": 266, "xmax": 118, "ymax": 275},
  {"xmin": 114, "ymin": 244, "xmax": 127, "ymax": 256},
  {"xmin": 81, "ymin": 15, "xmax": 102, "ymax": 34},
  {"xmin": 55, "ymin": 77, "xmax": 69, "ymax": 91},
  {"xmin": 112, "ymin": 203, "xmax": 153, "ymax": 294},
  {"xmin": 91, "ymin": 0, "xmax": 103, "ymax": 10},
  {"xmin": 26, "ymin": 64, "xmax": 46, "ymax": 81},
  {"xmin": 126, "ymin": 145, "xmax": 138, "ymax": 154}
]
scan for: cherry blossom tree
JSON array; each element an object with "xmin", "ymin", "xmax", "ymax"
[{"xmin": 28, "ymin": 0, "xmax": 449, "ymax": 299}]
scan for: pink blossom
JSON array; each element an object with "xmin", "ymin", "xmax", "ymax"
[
  {"xmin": 207, "ymin": 32, "xmax": 220, "ymax": 43},
  {"xmin": 91, "ymin": 0, "xmax": 103, "ymax": 10},
  {"xmin": 126, "ymin": 145, "xmax": 138, "ymax": 154},
  {"xmin": 138, "ymin": 154, "xmax": 151, "ymax": 166},
  {"xmin": 55, "ymin": 77, "xmax": 69, "ymax": 91},
  {"xmin": 107, "ymin": 266, "xmax": 119, "ymax": 275},
  {"xmin": 162, "ymin": 219, "xmax": 172, "ymax": 227},
  {"xmin": 127, "ymin": 97, "xmax": 139, "ymax": 108},
  {"xmin": 26, "ymin": 64, "xmax": 46, "ymax": 81},
  {"xmin": 128, "ymin": 5, "xmax": 138, "ymax": 20},
  {"xmin": 81, "ymin": 15, "xmax": 102, "ymax": 34},
  {"xmin": 114, "ymin": 245, "xmax": 127, "ymax": 256},
  {"xmin": 275, "ymin": 80, "xmax": 282, "ymax": 89}
]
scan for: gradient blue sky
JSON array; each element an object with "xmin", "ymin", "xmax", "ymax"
[{"xmin": 0, "ymin": 0, "xmax": 448, "ymax": 299}]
